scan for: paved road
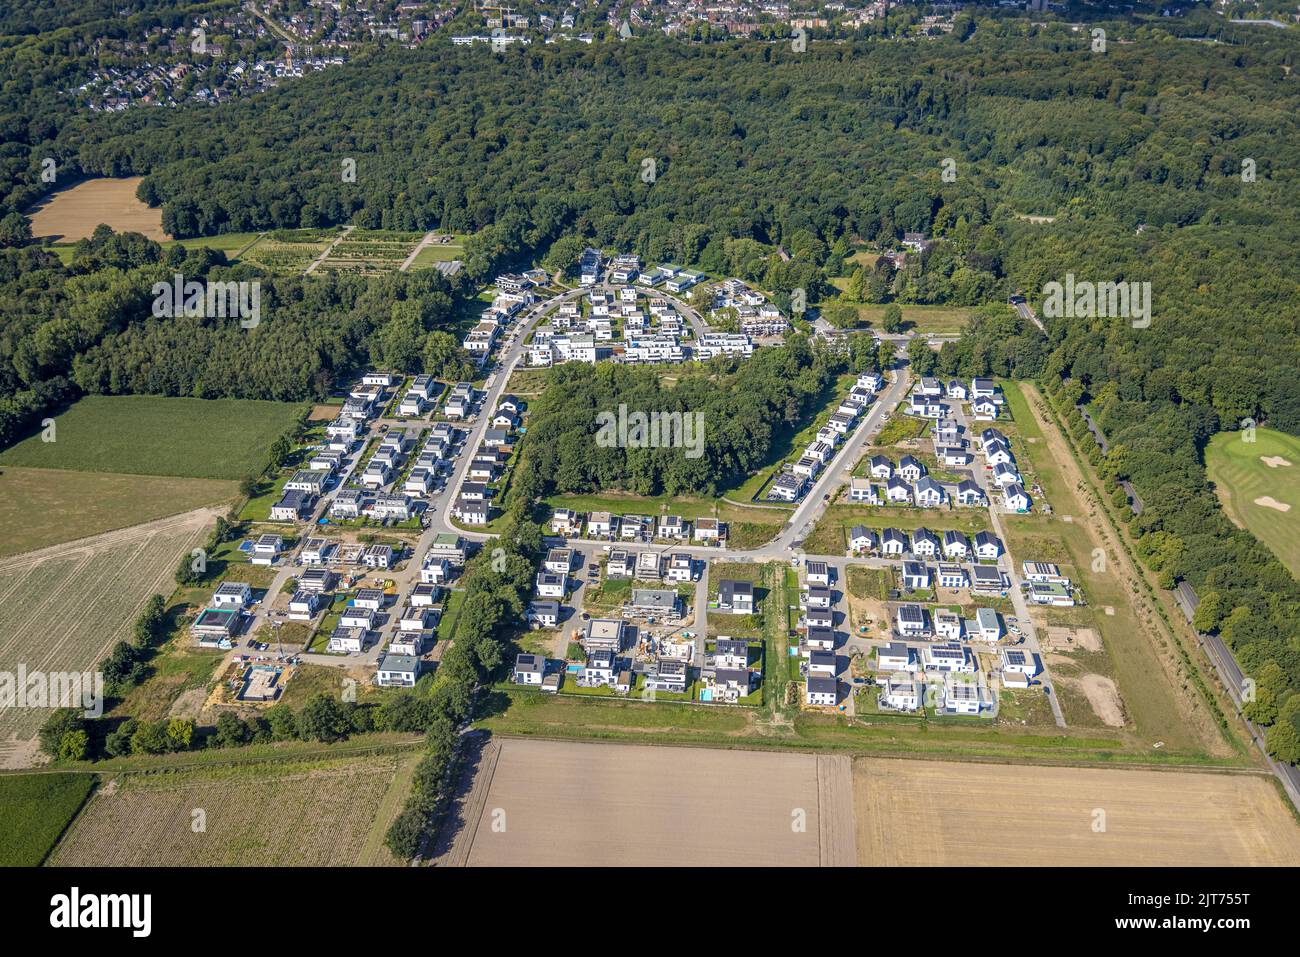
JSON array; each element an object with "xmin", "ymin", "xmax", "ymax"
[
  {"xmin": 303, "ymin": 224, "xmax": 356, "ymax": 275},
  {"xmin": 399, "ymin": 230, "xmax": 439, "ymax": 272},
  {"xmin": 1175, "ymin": 585, "xmax": 1300, "ymax": 810},
  {"xmin": 1013, "ymin": 297, "xmax": 1045, "ymax": 333},
  {"xmin": 769, "ymin": 364, "xmax": 911, "ymax": 556},
  {"xmin": 948, "ymin": 394, "xmax": 1066, "ymax": 728}
]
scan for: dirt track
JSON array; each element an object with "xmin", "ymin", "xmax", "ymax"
[{"xmin": 448, "ymin": 738, "xmax": 857, "ymax": 866}]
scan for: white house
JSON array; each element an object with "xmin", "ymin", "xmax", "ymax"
[
  {"xmin": 1003, "ymin": 484, "xmax": 1031, "ymax": 512},
  {"xmin": 955, "ymin": 480, "xmax": 986, "ymax": 507},
  {"xmin": 376, "ymin": 654, "xmax": 420, "ymax": 688},
  {"xmin": 922, "ymin": 643, "xmax": 975, "ymax": 673},
  {"xmin": 287, "ymin": 591, "xmax": 320, "ymax": 621},
  {"xmin": 942, "ymin": 530, "xmax": 970, "ymax": 559},
  {"xmin": 849, "ymin": 477, "xmax": 881, "ymax": 505},
  {"xmin": 911, "ymin": 527, "xmax": 939, "ymax": 557},
  {"xmin": 915, "ymin": 476, "xmax": 946, "ymax": 507},
  {"xmin": 665, "ymin": 553, "xmax": 694, "ymax": 583},
  {"xmin": 1001, "ymin": 648, "xmax": 1039, "ymax": 677},
  {"xmin": 877, "ymin": 642, "xmax": 918, "ymax": 672},
  {"xmin": 848, "ymin": 526, "xmax": 876, "ymax": 553},
  {"xmin": 942, "ymin": 674, "xmax": 992, "ymax": 714},
  {"xmin": 327, "ymin": 625, "xmax": 367, "ymax": 653},
  {"xmin": 694, "ymin": 519, "xmax": 725, "ymax": 543},
  {"xmin": 250, "ymin": 534, "xmax": 282, "ymax": 566},
  {"xmin": 974, "ymin": 531, "xmax": 1003, "ymax": 560},
  {"xmin": 512, "ymin": 650, "xmax": 543, "ymax": 686},
  {"xmin": 715, "ymin": 639, "xmax": 750, "ymax": 670},
  {"xmin": 212, "ymin": 582, "xmax": 252, "ymax": 608},
  {"xmin": 880, "ymin": 528, "xmax": 909, "ymax": 555},
  {"xmin": 934, "ymin": 609, "xmax": 964, "ymax": 641},
  {"xmin": 901, "ymin": 561, "xmax": 930, "ymax": 590},
  {"xmin": 898, "ymin": 455, "xmax": 926, "ymax": 481},
  {"xmin": 881, "ymin": 673, "xmax": 921, "ymax": 711},
  {"xmin": 805, "ymin": 675, "xmax": 838, "ymax": 707},
  {"xmin": 974, "ymin": 607, "xmax": 1002, "ymax": 642},
  {"xmin": 895, "ymin": 604, "xmax": 929, "ymax": 637},
  {"xmin": 937, "ymin": 564, "xmax": 968, "ymax": 590},
  {"xmin": 886, "ymin": 477, "xmax": 912, "ymax": 504},
  {"xmin": 804, "ymin": 627, "xmax": 835, "ymax": 653},
  {"xmin": 526, "ymin": 601, "xmax": 560, "ymax": 629},
  {"xmin": 535, "ymin": 572, "xmax": 566, "ymax": 598}
]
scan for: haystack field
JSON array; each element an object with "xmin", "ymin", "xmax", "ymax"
[
  {"xmin": 27, "ymin": 177, "xmax": 167, "ymax": 241},
  {"xmin": 854, "ymin": 758, "xmax": 1300, "ymax": 866},
  {"xmin": 446, "ymin": 738, "xmax": 857, "ymax": 867}
]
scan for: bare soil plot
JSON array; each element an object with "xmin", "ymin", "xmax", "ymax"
[
  {"xmin": 27, "ymin": 177, "xmax": 167, "ymax": 241},
  {"xmin": 1042, "ymin": 625, "xmax": 1101, "ymax": 653},
  {"xmin": 854, "ymin": 758, "xmax": 1300, "ymax": 866},
  {"xmin": 50, "ymin": 755, "xmax": 405, "ymax": 867},
  {"xmin": 450, "ymin": 738, "xmax": 856, "ymax": 866},
  {"xmin": 0, "ymin": 508, "xmax": 219, "ymax": 766}
]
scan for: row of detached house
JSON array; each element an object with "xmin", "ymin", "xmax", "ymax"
[
  {"xmin": 873, "ymin": 640, "xmax": 1040, "ymax": 713},
  {"xmin": 710, "ymin": 278, "xmax": 792, "ymax": 339},
  {"xmin": 844, "ymin": 525, "xmax": 1003, "ymax": 562},
  {"xmin": 908, "ymin": 375, "xmax": 1004, "ymax": 420},
  {"xmin": 549, "ymin": 508, "xmax": 727, "ymax": 545},
  {"xmin": 768, "ymin": 370, "xmax": 884, "ymax": 502},
  {"xmin": 577, "ymin": 251, "xmax": 705, "ymax": 294},
  {"xmin": 450, "ymin": 395, "xmax": 525, "ymax": 526},
  {"xmin": 978, "ymin": 426, "xmax": 1032, "ymax": 512},
  {"xmin": 464, "ymin": 288, "xmax": 536, "ymax": 362}
]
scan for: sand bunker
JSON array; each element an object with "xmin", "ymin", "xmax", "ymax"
[
  {"xmin": 1255, "ymin": 496, "xmax": 1292, "ymax": 512},
  {"xmin": 1261, "ymin": 456, "xmax": 1293, "ymax": 468}
]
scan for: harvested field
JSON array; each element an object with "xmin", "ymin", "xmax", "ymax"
[
  {"xmin": 27, "ymin": 176, "xmax": 167, "ymax": 241},
  {"xmin": 448, "ymin": 738, "xmax": 856, "ymax": 866},
  {"xmin": 0, "ymin": 466, "xmax": 235, "ymax": 557},
  {"xmin": 854, "ymin": 758, "xmax": 1300, "ymax": 866},
  {"xmin": 50, "ymin": 755, "xmax": 406, "ymax": 867},
  {"xmin": 0, "ymin": 507, "xmax": 219, "ymax": 766}
]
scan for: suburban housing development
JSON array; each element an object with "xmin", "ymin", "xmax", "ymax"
[{"xmin": 3, "ymin": 1, "xmax": 1298, "ymax": 898}]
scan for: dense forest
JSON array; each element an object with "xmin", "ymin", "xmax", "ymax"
[
  {"xmin": 0, "ymin": 227, "xmax": 470, "ymax": 445},
  {"xmin": 2, "ymin": 11, "xmax": 1300, "ymax": 759},
  {"xmin": 508, "ymin": 335, "xmax": 853, "ymax": 501}
]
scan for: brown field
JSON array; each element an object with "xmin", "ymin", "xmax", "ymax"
[
  {"xmin": 50, "ymin": 755, "xmax": 408, "ymax": 867},
  {"xmin": 854, "ymin": 758, "xmax": 1300, "ymax": 866},
  {"xmin": 28, "ymin": 177, "xmax": 168, "ymax": 242},
  {"xmin": 0, "ymin": 466, "xmax": 235, "ymax": 557},
  {"xmin": 0, "ymin": 508, "xmax": 220, "ymax": 767},
  {"xmin": 443, "ymin": 738, "xmax": 856, "ymax": 866}
]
